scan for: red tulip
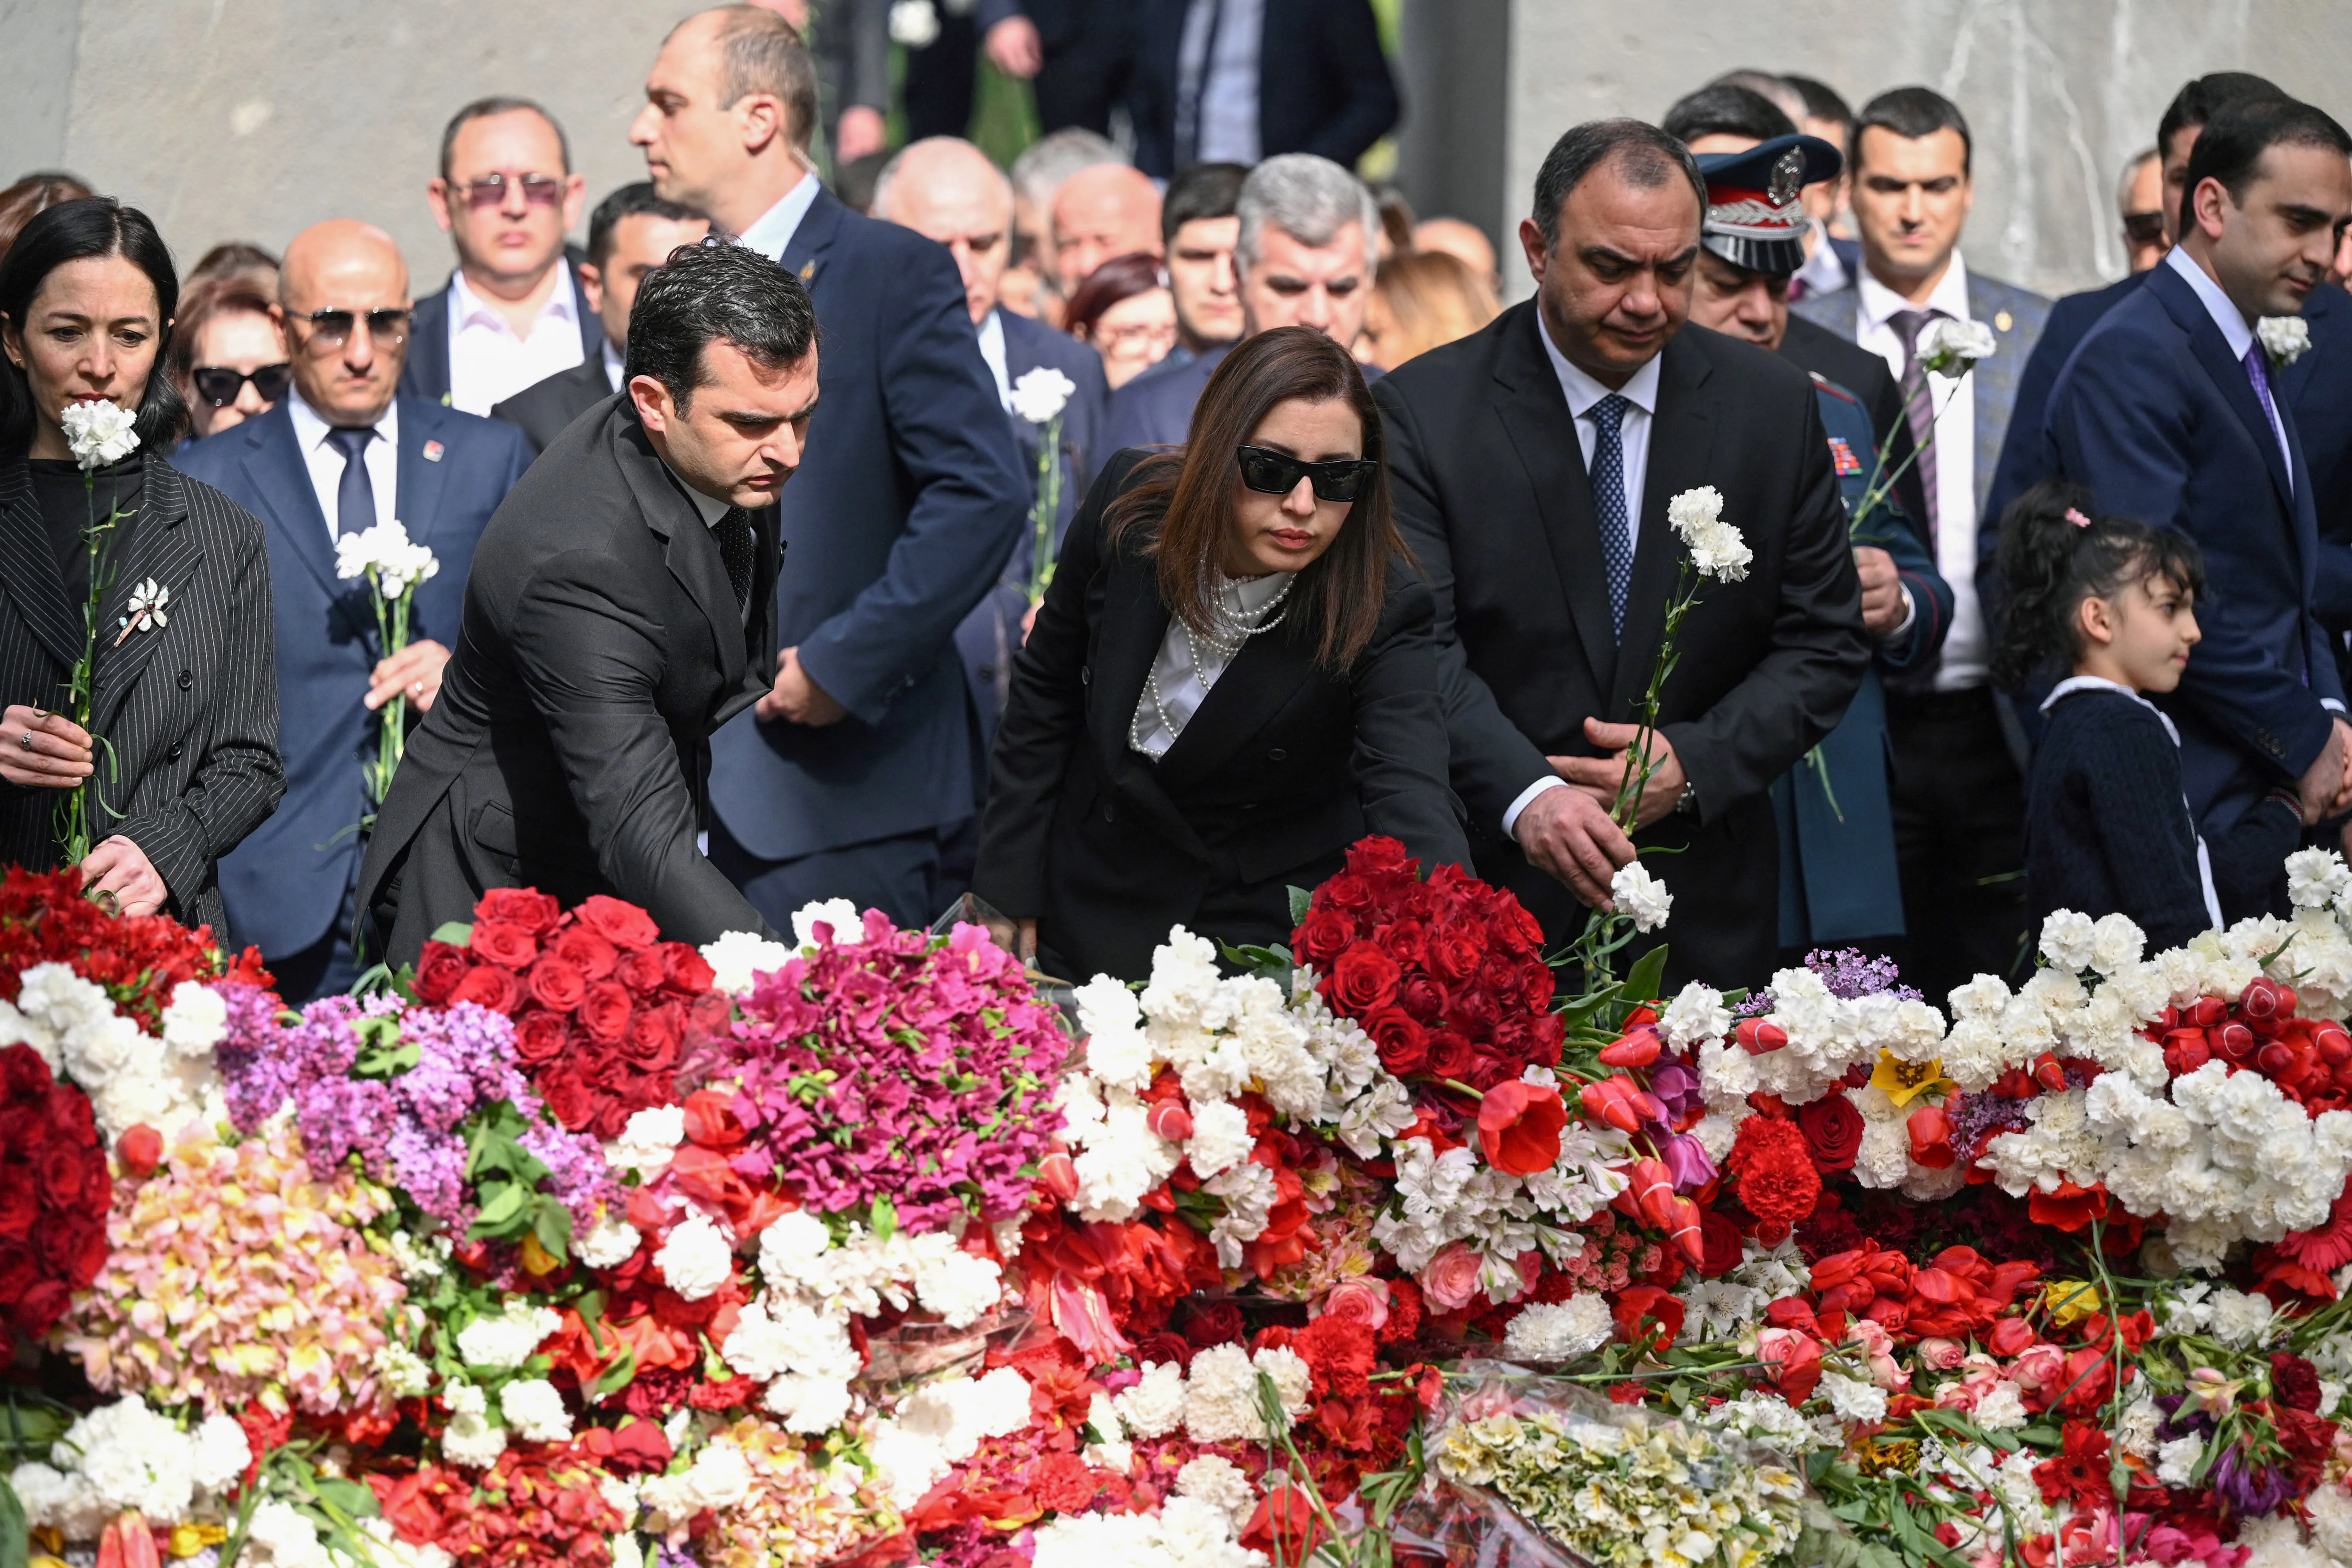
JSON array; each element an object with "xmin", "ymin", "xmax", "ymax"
[
  {"xmin": 1038, "ymin": 1149, "xmax": 1080, "ymax": 1203},
  {"xmin": 1664, "ymin": 1195, "xmax": 1705, "ymax": 1265},
  {"xmin": 1479, "ymin": 1081, "xmax": 1568, "ymax": 1175},
  {"xmin": 2317, "ymin": 1022, "xmax": 2352, "ymax": 1065},
  {"xmin": 1146, "ymin": 1101, "xmax": 1194, "ymax": 1142},
  {"xmin": 1905, "ymin": 1104, "xmax": 1955, "ymax": 1169},
  {"xmin": 118, "ymin": 1123, "xmax": 163, "ymax": 1178},
  {"xmin": 98, "ymin": 1514, "xmax": 158, "ymax": 1568},
  {"xmin": 1628, "ymin": 1157, "xmax": 1676, "ymax": 1228},
  {"xmin": 1736, "ymin": 1019, "xmax": 1789, "ymax": 1056},
  {"xmin": 1599, "ymin": 1031, "xmax": 1661, "ymax": 1068}
]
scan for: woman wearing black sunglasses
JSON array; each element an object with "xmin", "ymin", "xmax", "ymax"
[
  {"xmin": 0, "ymin": 198, "xmax": 283, "ymax": 929},
  {"xmin": 168, "ymin": 249, "xmax": 290, "ymax": 441},
  {"xmin": 975, "ymin": 325, "xmax": 1470, "ymax": 982}
]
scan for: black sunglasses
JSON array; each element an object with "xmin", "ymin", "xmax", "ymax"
[
  {"xmin": 294, "ymin": 308, "xmax": 411, "ymax": 348},
  {"xmin": 1236, "ymin": 445, "xmax": 1378, "ymax": 502},
  {"xmin": 192, "ymin": 362, "xmax": 292, "ymax": 408},
  {"xmin": 2122, "ymin": 211, "xmax": 2165, "ymax": 248}
]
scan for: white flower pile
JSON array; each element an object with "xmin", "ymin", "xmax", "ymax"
[
  {"xmin": 10, "ymin": 1398, "xmax": 249, "ymax": 1537},
  {"xmin": 863, "ymin": 1366, "xmax": 1037, "ymax": 1508},
  {"xmin": 1, "ymin": 967, "xmax": 225, "ymax": 1141},
  {"xmin": 1667, "ymin": 485, "xmax": 1752, "ymax": 583},
  {"xmin": 1916, "ymin": 316, "xmax": 1998, "ymax": 376},
  {"xmin": 700, "ymin": 928, "xmax": 795, "ymax": 995},
  {"xmin": 2259, "ymin": 314, "xmax": 2313, "ymax": 366},
  {"xmin": 1030, "ymin": 1497, "xmax": 1266, "ymax": 1568},
  {"xmin": 334, "ymin": 519, "xmax": 440, "ymax": 600},
  {"xmin": 1501, "ymin": 1293, "xmax": 1614, "ymax": 1360},
  {"xmin": 1611, "ymin": 861, "xmax": 1673, "ymax": 932},
  {"xmin": 454, "ymin": 1298, "xmax": 561, "ymax": 1370},
  {"xmin": 60, "ymin": 398, "xmax": 140, "ymax": 469},
  {"xmin": 1010, "ymin": 365, "xmax": 1078, "ymax": 426},
  {"xmin": 1693, "ymin": 969, "xmax": 1944, "ymax": 1108},
  {"xmin": 640, "ymin": 1436, "xmax": 756, "ymax": 1527},
  {"xmin": 654, "ymin": 1210, "xmax": 738, "ymax": 1300},
  {"xmin": 604, "ymin": 1103, "xmax": 687, "ymax": 1178}
]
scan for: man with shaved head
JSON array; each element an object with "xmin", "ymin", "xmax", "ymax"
[
  {"xmin": 178, "ymin": 217, "xmax": 532, "ymax": 1000},
  {"xmin": 1050, "ymin": 162, "xmax": 1160, "ymax": 299},
  {"xmin": 633, "ymin": 5, "xmax": 1027, "ymax": 930},
  {"xmin": 875, "ymin": 136, "xmax": 1109, "ymax": 736}
]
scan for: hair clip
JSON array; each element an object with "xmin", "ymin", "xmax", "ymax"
[{"xmin": 2064, "ymin": 507, "xmax": 2093, "ymax": 528}]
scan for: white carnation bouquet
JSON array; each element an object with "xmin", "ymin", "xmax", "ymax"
[{"xmin": 335, "ymin": 520, "xmax": 441, "ymax": 824}]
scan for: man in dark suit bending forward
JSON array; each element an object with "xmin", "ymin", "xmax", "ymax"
[
  {"xmin": 359, "ymin": 243, "xmax": 816, "ymax": 962},
  {"xmin": 1373, "ymin": 119, "xmax": 1869, "ymax": 989}
]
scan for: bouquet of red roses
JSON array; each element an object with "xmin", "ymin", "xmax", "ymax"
[
  {"xmin": 412, "ymin": 890, "xmax": 729, "ymax": 1138},
  {"xmin": 0, "ymin": 865, "xmax": 268, "ymax": 1029},
  {"xmin": 0, "ymin": 1039, "xmax": 110, "ymax": 1353}
]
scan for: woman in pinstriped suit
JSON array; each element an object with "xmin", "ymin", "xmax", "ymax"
[{"xmin": 0, "ymin": 199, "xmax": 283, "ymax": 938}]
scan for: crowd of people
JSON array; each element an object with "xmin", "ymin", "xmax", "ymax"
[{"xmin": 2, "ymin": 0, "xmax": 2349, "ymax": 1014}]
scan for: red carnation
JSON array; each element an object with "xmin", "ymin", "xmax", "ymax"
[
  {"xmin": 413, "ymin": 941, "xmax": 473, "ymax": 1005},
  {"xmin": 449, "ymin": 963, "xmax": 525, "ymax": 1015},
  {"xmin": 474, "ymin": 887, "xmax": 561, "ymax": 934},
  {"xmin": 1031, "ymin": 1452, "xmax": 1097, "ymax": 1515},
  {"xmin": 1796, "ymin": 1093, "xmax": 1864, "ymax": 1174},
  {"xmin": 1327, "ymin": 942, "xmax": 1402, "ymax": 1015},
  {"xmin": 1728, "ymin": 1116, "xmax": 1823, "ymax": 1225},
  {"xmin": 526, "ymin": 955, "xmax": 588, "ymax": 1013},
  {"xmin": 553, "ymin": 927, "xmax": 620, "ymax": 981},
  {"xmin": 1380, "ymin": 1277, "xmax": 1424, "ymax": 1344},
  {"xmin": 469, "ymin": 920, "xmax": 539, "ymax": 970},
  {"xmin": 576, "ymin": 895, "xmax": 661, "ymax": 950},
  {"xmin": 2273, "ymin": 1352, "xmax": 2323, "ymax": 1413},
  {"xmin": 1363, "ymin": 1007, "xmax": 1428, "ymax": 1075},
  {"xmin": 1477, "ymin": 1080, "xmax": 1567, "ymax": 1175},
  {"xmin": 578, "ymin": 981, "xmax": 636, "ymax": 1044}
]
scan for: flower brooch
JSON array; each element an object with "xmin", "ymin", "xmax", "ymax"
[{"xmin": 113, "ymin": 578, "xmax": 170, "ymax": 645}]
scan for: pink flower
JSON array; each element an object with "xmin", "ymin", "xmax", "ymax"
[
  {"xmin": 1845, "ymin": 1318, "xmax": 1912, "ymax": 1391},
  {"xmin": 1420, "ymin": 1241, "xmax": 1485, "ymax": 1313},
  {"xmin": 1917, "ymin": 1336, "xmax": 1968, "ymax": 1371},
  {"xmin": 2008, "ymin": 1342, "xmax": 2065, "ymax": 1391},
  {"xmin": 1315, "ymin": 1276, "xmax": 1391, "ymax": 1333}
]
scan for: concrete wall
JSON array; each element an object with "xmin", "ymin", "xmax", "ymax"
[{"xmin": 1487, "ymin": 0, "xmax": 2352, "ymax": 304}]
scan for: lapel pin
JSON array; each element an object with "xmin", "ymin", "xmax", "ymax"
[
  {"xmin": 423, "ymin": 440, "xmax": 445, "ymax": 463},
  {"xmin": 1994, "ymin": 310, "xmax": 2013, "ymax": 332},
  {"xmin": 798, "ymin": 260, "xmax": 816, "ymax": 282},
  {"xmin": 113, "ymin": 579, "xmax": 170, "ymax": 645}
]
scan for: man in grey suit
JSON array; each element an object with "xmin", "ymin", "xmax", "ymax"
[{"xmin": 1788, "ymin": 86, "xmax": 2050, "ymax": 1004}]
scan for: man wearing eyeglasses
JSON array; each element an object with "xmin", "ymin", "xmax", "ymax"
[
  {"xmin": 178, "ymin": 219, "xmax": 533, "ymax": 1001},
  {"xmin": 401, "ymin": 97, "xmax": 601, "ymax": 417}
]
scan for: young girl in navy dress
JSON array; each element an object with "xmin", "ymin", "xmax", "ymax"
[{"xmin": 1997, "ymin": 483, "xmax": 2294, "ymax": 949}]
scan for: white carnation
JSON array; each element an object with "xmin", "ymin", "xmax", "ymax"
[
  {"xmin": 1115, "ymin": 1360, "xmax": 1188, "ymax": 1439},
  {"xmin": 1502, "ymin": 1295, "xmax": 1613, "ymax": 1360},
  {"xmin": 654, "ymin": 1211, "xmax": 736, "ymax": 1301},
  {"xmin": 1820, "ymin": 1371, "xmax": 1888, "ymax": 1423},
  {"xmin": 1667, "ymin": 486, "xmax": 1752, "ymax": 582},
  {"xmin": 456, "ymin": 1300, "xmax": 562, "ymax": 1371},
  {"xmin": 605, "ymin": 1104, "xmax": 686, "ymax": 1176},
  {"xmin": 2039, "ymin": 910, "xmax": 2097, "ymax": 973},
  {"xmin": 160, "ymin": 981, "xmax": 228, "ymax": 1057},
  {"xmin": 575, "ymin": 1210, "xmax": 643, "ymax": 1269},
  {"xmin": 1612, "ymin": 861, "xmax": 1672, "ymax": 932},
  {"xmin": 1185, "ymin": 1098, "xmax": 1255, "ymax": 1179},
  {"xmin": 1917, "ymin": 316, "xmax": 1997, "ymax": 375},
  {"xmin": 60, "ymin": 398, "xmax": 140, "ymax": 468},
  {"xmin": 500, "ymin": 1378, "xmax": 574, "ymax": 1443},
  {"xmin": 1174, "ymin": 1454, "xmax": 1259, "ymax": 1531},
  {"xmin": 1662, "ymin": 983, "xmax": 1730, "ymax": 1048},
  {"xmin": 1010, "ymin": 366, "xmax": 1078, "ymax": 425},
  {"xmin": 2260, "ymin": 314, "xmax": 2313, "ymax": 366},
  {"xmin": 791, "ymin": 898, "xmax": 864, "ymax": 949},
  {"xmin": 701, "ymin": 929, "xmax": 793, "ymax": 994}
]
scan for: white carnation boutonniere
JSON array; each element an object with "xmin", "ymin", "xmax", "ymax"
[
  {"xmin": 112, "ymin": 579, "xmax": 170, "ymax": 646},
  {"xmin": 59, "ymin": 399, "xmax": 140, "ymax": 470},
  {"xmin": 2258, "ymin": 315, "xmax": 2311, "ymax": 366},
  {"xmin": 888, "ymin": 0, "xmax": 941, "ymax": 47},
  {"xmin": 1667, "ymin": 484, "xmax": 1751, "ymax": 583},
  {"xmin": 1916, "ymin": 316, "xmax": 1998, "ymax": 378},
  {"xmin": 1009, "ymin": 366, "xmax": 1077, "ymax": 426}
]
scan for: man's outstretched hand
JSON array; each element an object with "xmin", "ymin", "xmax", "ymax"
[
  {"xmin": 757, "ymin": 645, "xmax": 847, "ymax": 726},
  {"xmin": 1513, "ymin": 783, "xmax": 1637, "ymax": 908},
  {"xmin": 1551, "ymin": 717, "xmax": 1688, "ymax": 830}
]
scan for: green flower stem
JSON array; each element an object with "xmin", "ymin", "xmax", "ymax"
[
  {"xmin": 1026, "ymin": 412, "xmax": 1065, "ymax": 609},
  {"xmin": 57, "ymin": 471, "xmax": 130, "ymax": 866},
  {"xmin": 1847, "ymin": 375, "xmax": 1967, "ymax": 542}
]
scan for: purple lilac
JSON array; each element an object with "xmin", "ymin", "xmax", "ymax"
[
  {"xmin": 1805, "ymin": 947, "xmax": 1923, "ymax": 1003},
  {"xmin": 518, "ymin": 1119, "xmax": 623, "ymax": 1235}
]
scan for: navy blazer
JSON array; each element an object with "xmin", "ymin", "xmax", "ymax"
[
  {"xmin": 1126, "ymin": 0, "xmax": 1398, "ymax": 179},
  {"xmin": 1981, "ymin": 273, "xmax": 2139, "ymax": 533},
  {"xmin": 1102, "ymin": 345, "xmax": 1223, "ymax": 456},
  {"xmin": 2046, "ymin": 259, "xmax": 2345, "ymax": 839},
  {"xmin": 954, "ymin": 309, "xmax": 1112, "ymax": 747},
  {"xmin": 707, "ymin": 185, "xmax": 1029, "ymax": 863},
  {"xmin": 175, "ymin": 397, "xmax": 532, "ymax": 957},
  {"xmin": 2277, "ymin": 284, "xmax": 2352, "ymax": 643},
  {"xmin": 399, "ymin": 252, "xmax": 606, "ymax": 407}
]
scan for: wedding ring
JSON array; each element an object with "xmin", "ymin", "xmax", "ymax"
[
  {"xmin": 411, "ymin": 680, "xmax": 425, "ymax": 695},
  {"xmin": 17, "ymin": 729, "xmax": 30, "ymax": 750}
]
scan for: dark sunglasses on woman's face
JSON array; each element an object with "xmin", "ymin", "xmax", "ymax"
[
  {"xmin": 192, "ymin": 362, "xmax": 293, "ymax": 408},
  {"xmin": 1236, "ymin": 445, "xmax": 1379, "ymax": 502}
]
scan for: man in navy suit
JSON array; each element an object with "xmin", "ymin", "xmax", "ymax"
[
  {"xmin": 1123, "ymin": 0, "xmax": 1397, "ymax": 181},
  {"xmin": 872, "ymin": 136, "xmax": 1111, "ymax": 743},
  {"xmin": 178, "ymin": 219, "xmax": 533, "ymax": 999},
  {"xmin": 632, "ymin": 5, "xmax": 1028, "ymax": 928},
  {"xmin": 1103, "ymin": 152, "xmax": 1377, "ymax": 454},
  {"xmin": 2045, "ymin": 96, "xmax": 2352, "ymax": 915},
  {"xmin": 399, "ymin": 97, "xmax": 606, "ymax": 415}
]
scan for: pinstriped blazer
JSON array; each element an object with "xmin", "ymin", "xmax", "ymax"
[{"xmin": 0, "ymin": 451, "xmax": 284, "ymax": 941}]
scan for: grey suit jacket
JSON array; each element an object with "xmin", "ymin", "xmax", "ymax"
[
  {"xmin": 1788, "ymin": 263, "xmax": 2052, "ymax": 524},
  {"xmin": 0, "ymin": 452, "xmax": 284, "ymax": 940}
]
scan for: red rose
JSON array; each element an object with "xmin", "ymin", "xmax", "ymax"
[
  {"xmin": 660, "ymin": 943, "xmax": 716, "ymax": 996},
  {"xmin": 591, "ymin": 1091, "xmax": 639, "ymax": 1142},
  {"xmin": 475, "ymin": 886, "xmax": 561, "ymax": 934},
  {"xmin": 526, "ymin": 955, "xmax": 588, "ymax": 1013},
  {"xmin": 1363, "ymin": 1008, "xmax": 1428, "ymax": 1075},
  {"xmin": 1293, "ymin": 908, "xmax": 1354, "ymax": 967},
  {"xmin": 1476, "ymin": 1080, "xmax": 1567, "ymax": 1175},
  {"xmin": 512, "ymin": 1012, "xmax": 572, "ymax": 1066},
  {"xmin": 1326, "ymin": 941, "xmax": 1402, "ymax": 1015},
  {"xmin": 618, "ymin": 948, "xmax": 669, "ymax": 995},
  {"xmin": 42, "ymin": 1085, "xmax": 93, "ymax": 1144},
  {"xmin": 1426, "ymin": 925, "xmax": 1481, "ymax": 984},
  {"xmin": 33, "ymin": 1143, "xmax": 83, "ymax": 1209},
  {"xmin": 0, "ymin": 1245, "xmax": 36, "ymax": 1305},
  {"xmin": 553, "ymin": 927, "xmax": 620, "ymax": 981},
  {"xmin": 1320, "ymin": 875, "xmax": 1373, "ymax": 913},
  {"xmin": 1400, "ymin": 976, "xmax": 1447, "ymax": 1022},
  {"xmin": 9, "ymin": 1277, "xmax": 69, "ymax": 1337},
  {"xmin": 1697, "ymin": 1210, "xmax": 1744, "ymax": 1278},
  {"xmin": 1184, "ymin": 1301, "xmax": 1245, "ymax": 1348},
  {"xmin": 0, "ymin": 1043, "xmax": 46, "ymax": 1099},
  {"xmin": 579, "ymin": 981, "xmax": 636, "ymax": 1044},
  {"xmin": 538, "ymin": 1068, "xmax": 596, "ymax": 1132},
  {"xmin": 450, "ymin": 964, "xmax": 525, "ymax": 1015},
  {"xmin": 413, "ymin": 941, "xmax": 473, "ymax": 1005},
  {"xmin": 1375, "ymin": 919, "xmax": 1428, "ymax": 969},
  {"xmin": 1134, "ymin": 1330, "xmax": 1193, "ymax": 1371},
  {"xmin": 1425, "ymin": 1029, "xmax": 1478, "ymax": 1081},
  {"xmin": 1796, "ymin": 1094, "xmax": 1864, "ymax": 1174},
  {"xmin": 35, "ymin": 1210, "xmax": 104, "ymax": 1282},
  {"xmin": 622, "ymin": 1002, "xmax": 683, "ymax": 1071},
  {"xmin": 469, "ymin": 920, "xmax": 540, "ymax": 970},
  {"xmin": 1728, "ymin": 1116, "xmax": 1824, "ymax": 1225},
  {"xmin": 117, "ymin": 1125, "xmax": 163, "ymax": 1180},
  {"xmin": 576, "ymin": 895, "xmax": 661, "ymax": 950},
  {"xmin": 1344, "ymin": 835, "xmax": 1411, "ymax": 877}
]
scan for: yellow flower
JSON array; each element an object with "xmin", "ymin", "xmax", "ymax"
[
  {"xmin": 2043, "ymin": 1280, "xmax": 2101, "ymax": 1327},
  {"xmin": 520, "ymin": 1232, "xmax": 563, "ymax": 1276},
  {"xmin": 1870, "ymin": 1051, "xmax": 1952, "ymax": 1108},
  {"xmin": 169, "ymin": 1524, "xmax": 227, "ymax": 1557}
]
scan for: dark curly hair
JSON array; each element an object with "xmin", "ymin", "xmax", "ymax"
[{"xmin": 1992, "ymin": 480, "xmax": 2206, "ymax": 690}]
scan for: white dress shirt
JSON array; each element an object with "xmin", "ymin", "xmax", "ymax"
[
  {"xmin": 602, "ymin": 337, "xmax": 626, "ymax": 394},
  {"xmin": 1130, "ymin": 571, "xmax": 1294, "ymax": 759},
  {"xmin": 1178, "ymin": 0, "xmax": 1265, "ymax": 164},
  {"xmin": 1792, "ymin": 221, "xmax": 1849, "ymax": 298},
  {"xmin": 287, "ymin": 385, "xmax": 398, "ymax": 543},
  {"xmin": 977, "ymin": 308, "xmax": 1015, "ymax": 411},
  {"xmin": 2040, "ymin": 675, "xmax": 2224, "ymax": 928},
  {"xmin": 1857, "ymin": 250, "xmax": 1983, "ymax": 690},
  {"xmin": 2165, "ymin": 244, "xmax": 2295, "ymax": 481},
  {"xmin": 1501, "ymin": 318, "xmax": 1665, "ymax": 838},
  {"xmin": 737, "ymin": 171, "xmax": 825, "ymax": 265},
  {"xmin": 445, "ymin": 263, "xmax": 586, "ymax": 417}
]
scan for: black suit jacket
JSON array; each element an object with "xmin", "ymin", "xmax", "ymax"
[
  {"xmin": 1128, "ymin": 0, "xmax": 1399, "ymax": 178},
  {"xmin": 491, "ymin": 358, "xmax": 614, "ymax": 457},
  {"xmin": 399, "ymin": 251, "xmax": 606, "ymax": 407},
  {"xmin": 1373, "ymin": 304, "xmax": 1869, "ymax": 989},
  {"xmin": 974, "ymin": 452, "xmax": 1471, "ymax": 982},
  {"xmin": 0, "ymin": 454, "xmax": 284, "ymax": 939},
  {"xmin": 357, "ymin": 401, "xmax": 780, "ymax": 965}
]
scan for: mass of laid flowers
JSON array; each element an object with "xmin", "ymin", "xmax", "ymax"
[{"xmin": 31, "ymin": 838, "xmax": 2352, "ymax": 1568}]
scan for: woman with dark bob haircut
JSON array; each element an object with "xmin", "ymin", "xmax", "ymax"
[
  {"xmin": 975, "ymin": 325, "xmax": 1469, "ymax": 981},
  {"xmin": 0, "ymin": 198, "xmax": 283, "ymax": 931}
]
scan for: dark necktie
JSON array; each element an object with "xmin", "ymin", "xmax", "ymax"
[
  {"xmin": 325, "ymin": 425, "xmax": 378, "ymax": 537},
  {"xmin": 2244, "ymin": 341, "xmax": 2292, "ymax": 493},
  {"xmin": 714, "ymin": 506, "xmax": 756, "ymax": 613},
  {"xmin": 1889, "ymin": 308, "xmax": 1943, "ymax": 545},
  {"xmin": 1589, "ymin": 393, "xmax": 1634, "ymax": 641}
]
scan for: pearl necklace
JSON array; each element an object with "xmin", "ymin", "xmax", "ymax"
[{"xmin": 1129, "ymin": 574, "xmax": 1298, "ymax": 758}]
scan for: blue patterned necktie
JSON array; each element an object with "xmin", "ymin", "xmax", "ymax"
[
  {"xmin": 1589, "ymin": 393, "xmax": 1633, "ymax": 640},
  {"xmin": 325, "ymin": 425, "xmax": 377, "ymax": 537},
  {"xmin": 2244, "ymin": 341, "xmax": 2291, "ymax": 493}
]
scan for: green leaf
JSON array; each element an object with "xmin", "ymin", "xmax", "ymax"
[
  {"xmin": 431, "ymin": 920, "xmax": 476, "ymax": 946},
  {"xmin": 1287, "ymin": 885, "xmax": 1313, "ymax": 927},
  {"xmin": 471, "ymin": 1182, "xmax": 528, "ymax": 1236},
  {"xmin": 593, "ymin": 1345, "xmax": 639, "ymax": 1399},
  {"xmin": 533, "ymin": 1198, "xmax": 575, "ymax": 1265},
  {"xmin": 870, "ymin": 1195, "xmax": 898, "ymax": 1243},
  {"xmin": 310, "ymin": 1477, "xmax": 381, "ymax": 1520},
  {"xmin": 0, "ymin": 1472, "xmax": 28, "ymax": 1568},
  {"xmin": 351, "ymin": 1015, "xmax": 421, "ymax": 1079},
  {"xmin": 1621, "ymin": 943, "xmax": 1670, "ymax": 1006}
]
